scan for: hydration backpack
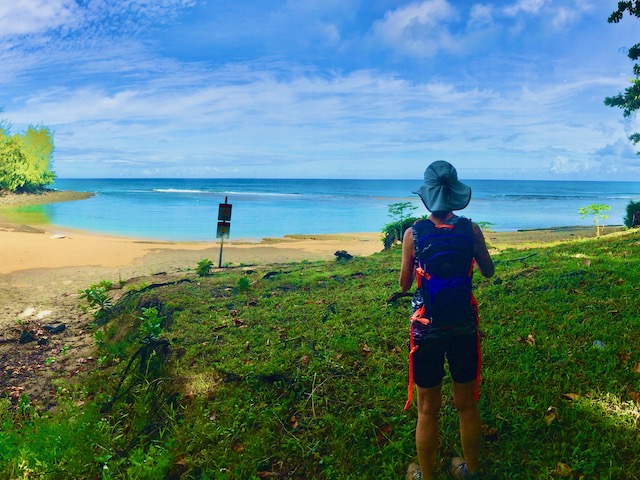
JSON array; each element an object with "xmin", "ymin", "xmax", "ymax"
[{"xmin": 411, "ymin": 216, "xmax": 475, "ymax": 330}]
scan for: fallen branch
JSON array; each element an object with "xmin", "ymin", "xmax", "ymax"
[
  {"xmin": 386, "ymin": 292, "xmax": 413, "ymax": 304},
  {"xmin": 496, "ymin": 253, "xmax": 537, "ymax": 264}
]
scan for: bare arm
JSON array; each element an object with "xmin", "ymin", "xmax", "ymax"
[
  {"xmin": 472, "ymin": 222, "xmax": 495, "ymax": 278},
  {"xmin": 399, "ymin": 227, "xmax": 416, "ymax": 293}
]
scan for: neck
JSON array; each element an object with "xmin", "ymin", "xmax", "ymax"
[{"xmin": 429, "ymin": 211, "xmax": 455, "ymax": 224}]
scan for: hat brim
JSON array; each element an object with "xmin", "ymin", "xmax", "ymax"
[{"xmin": 413, "ymin": 181, "xmax": 471, "ymax": 212}]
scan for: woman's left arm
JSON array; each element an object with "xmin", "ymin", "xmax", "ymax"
[{"xmin": 472, "ymin": 222, "xmax": 495, "ymax": 278}]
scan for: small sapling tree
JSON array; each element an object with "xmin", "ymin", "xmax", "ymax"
[
  {"xmin": 475, "ymin": 221, "xmax": 495, "ymax": 232},
  {"xmin": 578, "ymin": 203, "xmax": 611, "ymax": 237},
  {"xmin": 382, "ymin": 202, "xmax": 419, "ymax": 249}
]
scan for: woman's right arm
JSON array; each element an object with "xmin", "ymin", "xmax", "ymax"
[{"xmin": 400, "ymin": 227, "xmax": 416, "ymax": 293}]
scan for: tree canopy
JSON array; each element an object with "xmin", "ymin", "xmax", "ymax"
[
  {"xmin": 604, "ymin": 1, "xmax": 640, "ymax": 151},
  {"xmin": 0, "ymin": 116, "xmax": 56, "ymax": 193}
]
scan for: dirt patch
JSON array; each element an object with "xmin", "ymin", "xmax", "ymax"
[{"xmin": 0, "ymin": 270, "xmax": 187, "ymax": 407}]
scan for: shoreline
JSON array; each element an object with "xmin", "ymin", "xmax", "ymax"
[{"xmin": 0, "ymin": 189, "xmax": 94, "ymax": 207}]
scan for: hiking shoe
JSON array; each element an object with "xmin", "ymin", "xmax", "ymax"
[
  {"xmin": 449, "ymin": 457, "xmax": 479, "ymax": 479},
  {"xmin": 406, "ymin": 462, "xmax": 422, "ymax": 480}
]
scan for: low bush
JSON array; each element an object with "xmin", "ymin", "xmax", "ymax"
[{"xmin": 623, "ymin": 199, "xmax": 640, "ymax": 227}]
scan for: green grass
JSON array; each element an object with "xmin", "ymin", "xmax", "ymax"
[{"xmin": 1, "ymin": 231, "xmax": 639, "ymax": 479}]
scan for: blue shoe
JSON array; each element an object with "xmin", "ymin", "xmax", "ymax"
[{"xmin": 449, "ymin": 457, "xmax": 479, "ymax": 479}]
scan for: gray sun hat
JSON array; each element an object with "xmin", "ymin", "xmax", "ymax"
[{"xmin": 412, "ymin": 160, "xmax": 472, "ymax": 212}]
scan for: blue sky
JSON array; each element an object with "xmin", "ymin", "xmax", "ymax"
[{"xmin": 1, "ymin": 0, "xmax": 638, "ymax": 180}]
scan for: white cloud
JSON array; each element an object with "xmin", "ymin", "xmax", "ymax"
[
  {"xmin": 502, "ymin": 0, "xmax": 594, "ymax": 28},
  {"xmin": 0, "ymin": 0, "xmax": 79, "ymax": 36},
  {"xmin": 595, "ymin": 139, "xmax": 639, "ymax": 161},
  {"xmin": 372, "ymin": 0, "xmax": 458, "ymax": 56},
  {"xmin": 468, "ymin": 4, "xmax": 495, "ymax": 29},
  {"xmin": 322, "ymin": 23, "xmax": 341, "ymax": 46},
  {"xmin": 503, "ymin": 0, "xmax": 550, "ymax": 17},
  {"xmin": 0, "ymin": 0, "xmax": 196, "ymax": 41},
  {"xmin": 549, "ymin": 155, "xmax": 583, "ymax": 174}
]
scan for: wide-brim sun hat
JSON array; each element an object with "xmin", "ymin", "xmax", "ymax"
[{"xmin": 412, "ymin": 160, "xmax": 471, "ymax": 212}]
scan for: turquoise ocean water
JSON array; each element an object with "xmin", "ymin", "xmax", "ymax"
[{"xmin": 26, "ymin": 178, "xmax": 640, "ymax": 241}]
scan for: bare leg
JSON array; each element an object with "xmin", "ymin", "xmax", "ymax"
[
  {"xmin": 453, "ymin": 380, "xmax": 481, "ymax": 473},
  {"xmin": 415, "ymin": 384, "xmax": 442, "ymax": 480}
]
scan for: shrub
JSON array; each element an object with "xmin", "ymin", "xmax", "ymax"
[
  {"xmin": 78, "ymin": 286, "xmax": 113, "ymax": 320},
  {"xmin": 138, "ymin": 307, "xmax": 164, "ymax": 341},
  {"xmin": 382, "ymin": 217, "xmax": 420, "ymax": 249},
  {"xmin": 237, "ymin": 276, "xmax": 251, "ymax": 292},
  {"xmin": 623, "ymin": 199, "xmax": 640, "ymax": 228},
  {"xmin": 195, "ymin": 258, "xmax": 213, "ymax": 276}
]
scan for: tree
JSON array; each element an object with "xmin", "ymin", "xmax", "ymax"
[
  {"xmin": 382, "ymin": 202, "xmax": 420, "ymax": 250},
  {"xmin": 388, "ymin": 201, "xmax": 418, "ymax": 225},
  {"xmin": 604, "ymin": 2, "xmax": 640, "ymax": 152},
  {"xmin": 578, "ymin": 203, "xmax": 611, "ymax": 237},
  {"xmin": 0, "ymin": 124, "xmax": 55, "ymax": 193}
]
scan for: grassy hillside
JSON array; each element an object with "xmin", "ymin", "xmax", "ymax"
[{"xmin": 1, "ymin": 230, "xmax": 639, "ymax": 479}]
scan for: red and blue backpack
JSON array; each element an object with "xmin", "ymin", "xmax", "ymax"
[{"xmin": 411, "ymin": 215, "xmax": 477, "ymax": 334}]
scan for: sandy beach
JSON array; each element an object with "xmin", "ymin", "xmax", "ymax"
[{"xmin": 0, "ymin": 220, "xmax": 382, "ymax": 326}]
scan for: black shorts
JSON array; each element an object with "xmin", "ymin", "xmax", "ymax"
[{"xmin": 412, "ymin": 333, "xmax": 480, "ymax": 388}]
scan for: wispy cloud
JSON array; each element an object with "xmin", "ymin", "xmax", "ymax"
[{"xmin": 0, "ymin": 1, "xmax": 79, "ymax": 36}]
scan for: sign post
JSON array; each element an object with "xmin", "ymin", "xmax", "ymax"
[{"xmin": 217, "ymin": 197, "xmax": 232, "ymax": 267}]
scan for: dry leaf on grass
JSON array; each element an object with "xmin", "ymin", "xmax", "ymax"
[
  {"xmin": 257, "ymin": 472, "xmax": 280, "ymax": 478},
  {"xmin": 299, "ymin": 354, "xmax": 310, "ymax": 365},
  {"xmin": 376, "ymin": 424, "xmax": 393, "ymax": 445},
  {"xmin": 544, "ymin": 406, "xmax": 560, "ymax": 425},
  {"xmin": 561, "ymin": 393, "xmax": 580, "ymax": 401},
  {"xmin": 360, "ymin": 343, "xmax": 372, "ymax": 358},
  {"xmin": 232, "ymin": 443, "xmax": 245, "ymax": 453},
  {"xmin": 481, "ymin": 424, "xmax": 499, "ymax": 442},
  {"xmin": 517, "ymin": 334, "xmax": 535, "ymax": 346},
  {"xmin": 555, "ymin": 462, "xmax": 573, "ymax": 477}
]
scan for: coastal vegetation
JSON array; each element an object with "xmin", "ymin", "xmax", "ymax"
[
  {"xmin": 0, "ymin": 119, "xmax": 56, "ymax": 194},
  {"xmin": 1, "ymin": 229, "xmax": 639, "ymax": 479},
  {"xmin": 624, "ymin": 199, "xmax": 640, "ymax": 227},
  {"xmin": 578, "ymin": 203, "xmax": 611, "ymax": 237},
  {"xmin": 382, "ymin": 202, "xmax": 422, "ymax": 249},
  {"xmin": 605, "ymin": 2, "xmax": 640, "ymax": 152}
]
